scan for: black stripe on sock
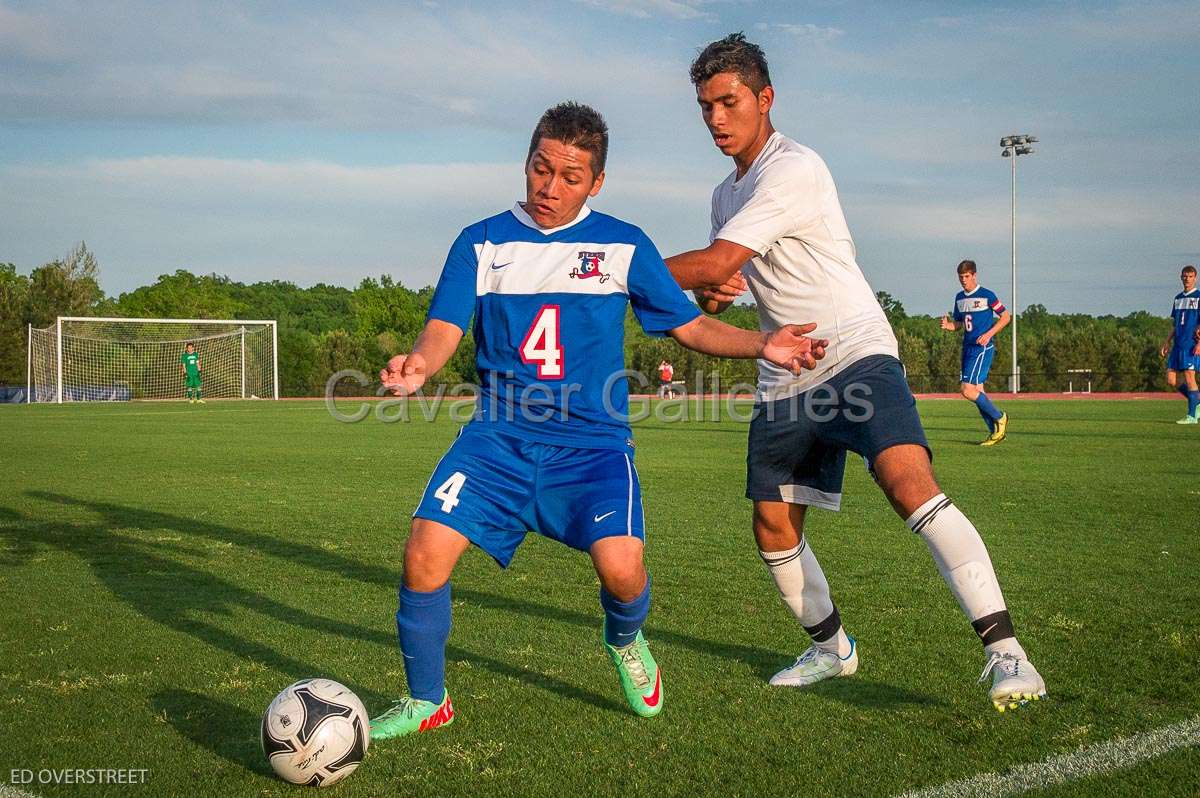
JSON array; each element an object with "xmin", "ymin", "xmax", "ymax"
[
  {"xmin": 971, "ymin": 610, "xmax": 1015, "ymax": 646},
  {"xmin": 759, "ymin": 537, "xmax": 807, "ymax": 567},
  {"xmin": 803, "ymin": 604, "xmax": 842, "ymax": 643},
  {"xmin": 910, "ymin": 497, "xmax": 952, "ymax": 535}
]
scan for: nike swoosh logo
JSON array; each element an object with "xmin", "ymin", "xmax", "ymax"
[
  {"xmin": 593, "ymin": 511, "xmax": 617, "ymax": 523},
  {"xmin": 642, "ymin": 671, "xmax": 661, "ymax": 708},
  {"xmin": 979, "ymin": 623, "xmax": 998, "ymax": 639},
  {"xmin": 490, "ymin": 261, "xmax": 512, "ymax": 270}
]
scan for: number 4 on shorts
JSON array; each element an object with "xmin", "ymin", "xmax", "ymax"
[{"xmin": 434, "ymin": 472, "xmax": 467, "ymax": 513}]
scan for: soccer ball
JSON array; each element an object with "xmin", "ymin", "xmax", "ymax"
[{"xmin": 261, "ymin": 678, "xmax": 369, "ymax": 787}]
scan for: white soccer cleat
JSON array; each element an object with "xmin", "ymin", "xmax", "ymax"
[
  {"xmin": 978, "ymin": 651, "xmax": 1047, "ymax": 712},
  {"xmin": 769, "ymin": 637, "xmax": 858, "ymax": 687}
]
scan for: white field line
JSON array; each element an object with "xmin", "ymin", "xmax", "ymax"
[{"xmin": 898, "ymin": 715, "xmax": 1200, "ymax": 798}]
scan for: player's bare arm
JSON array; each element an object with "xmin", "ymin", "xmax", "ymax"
[
  {"xmin": 1160, "ymin": 328, "xmax": 1175, "ymax": 358},
  {"xmin": 665, "ymin": 239, "xmax": 757, "ymax": 291},
  {"xmin": 976, "ymin": 309, "xmax": 1011, "ymax": 347},
  {"xmin": 692, "ymin": 271, "xmax": 749, "ymax": 315},
  {"xmin": 380, "ymin": 319, "xmax": 463, "ymax": 395},
  {"xmin": 669, "ymin": 316, "xmax": 828, "ymax": 374},
  {"xmin": 940, "ymin": 314, "xmax": 960, "ymax": 332}
]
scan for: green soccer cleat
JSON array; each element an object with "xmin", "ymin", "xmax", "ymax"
[
  {"xmin": 1177, "ymin": 415, "xmax": 1198, "ymax": 425},
  {"xmin": 369, "ymin": 691, "xmax": 454, "ymax": 741},
  {"xmin": 197, "ymin": 398, "xmax": 206, "ymax": 404},
  {"xmin": 604, "ymin": 628, "xmax": 663, "ymax": 718}
]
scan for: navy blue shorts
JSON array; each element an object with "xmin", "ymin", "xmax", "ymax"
[
  {"xmin": 746, "ymin": 355, "xmax": 930, "ymax": 511},
  {"xmin": 413, "ymin": 423, "xmax": 644, "ymax": 568}
]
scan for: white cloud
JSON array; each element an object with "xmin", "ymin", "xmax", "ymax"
[
  {"xmin": 0, "ymin": 2, "xmax": 685, "ymax": 129},
  {"xmin": 851, "ymin": 187, "xmax": 1197, "ymax": 244},
  {"xmin": 575, "ymin": 0, "xmax": 715, "ymax": 21},
  {"xmin": 0, "ymin": 155, "xmax": 717, "ymax": 293},
  {"xmin": 756, "ymin": 22, "xmax": 844, "ymax": 43},
  {"xmin": 0, "ymin": 3, "xmax": 67, "ymax": 60}
]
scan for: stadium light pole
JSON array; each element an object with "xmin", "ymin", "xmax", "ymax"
[{"xmin": 1000, "ymin": 134, "xmax": 1036, "ymax": 393}]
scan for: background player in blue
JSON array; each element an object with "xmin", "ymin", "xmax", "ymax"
[
  {"xmin": 1160, "ymin": 264, "xmax": 1200, "ymax": 424},
  {"xmin": 940, "ymin": 260, "xmax": 1011, "ymax": 445},
  {"xmin": 368, "ymin": 102, "xmax": 829, "ymax": 741}
]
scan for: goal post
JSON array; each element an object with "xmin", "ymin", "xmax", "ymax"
[{"xmin": 27, "ymin": 317, "xmax": 279, "ymax": 403}]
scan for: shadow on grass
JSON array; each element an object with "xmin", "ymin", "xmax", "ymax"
[
  {"xmin": 14, "ymin": 492, "xmax": 939, "ymax": 712},
  {"xmin": 802, "ymin": 676, "xmax": 946, "ymax": 710},
  {"xmin": 8, "ymin": 493, "xmax": 622, "ymax": 715},
  {"xmin": 151, "ymin": 689, "xmax": 270, "ymax": 777}
]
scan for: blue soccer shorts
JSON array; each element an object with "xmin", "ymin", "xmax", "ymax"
[
  {"xmin": 960, "ymin": 343, "xmax": 996, "ymax": 385},
  {"xmin": 413, "ymin": 423, "xmax": 645, "ymax": 567},
  {"xmin": 1167, "ymin": 346, "xmax": 1200, "ymax": 372},
  {"xmin": 746, "ymin": 355, "xmax": 931, "ymax": 511}
]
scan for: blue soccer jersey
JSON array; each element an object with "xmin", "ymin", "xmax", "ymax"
[
  {"xmin": 953, "ymin": 287, "xmax": 1006, "ymax": 347},
  {"xmin": 1172, "ymin": 290, "xmax": 1200, "ymax": 349},
  {"xmin": 427, "ymin": 203, "xmax": 701, "ymax": 450}
]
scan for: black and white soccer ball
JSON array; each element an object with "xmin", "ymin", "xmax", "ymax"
[{"xmin": 261, "ymin": 678, "xmax": 369, "ymax": 787}]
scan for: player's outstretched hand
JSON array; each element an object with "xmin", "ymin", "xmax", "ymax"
[
  {"xmin": 380, "ymin": 353, "xmax": 427, "ymax": 396},
  {"xmin": 762, "ymin": 323, "xmax": 829, "ymax": 374},
  {"xmin": 940, "ymin": 314, "xmax": 956, "ymax": 331}
]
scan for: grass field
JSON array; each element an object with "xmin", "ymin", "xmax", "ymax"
[{"xmin": 2, "ymin": 397, "xmax": 1198, "ymax": 797}]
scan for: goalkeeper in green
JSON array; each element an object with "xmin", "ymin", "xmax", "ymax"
[{"xmin": 181, "ymin": 342, "xmax": 204, "ymax": 403}]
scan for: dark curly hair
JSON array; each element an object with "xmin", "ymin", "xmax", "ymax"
[
  {"xmin": 527, "ymin": 102, "xmax": 609, "ymax": 176},
  {"xmin": 689, "ymin": 32, "xmax": 771, "ymax": 94}
]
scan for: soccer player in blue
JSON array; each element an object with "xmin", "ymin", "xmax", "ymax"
[
  {"xmin": 368, "ymin": 102, "xmax": 829, "ymax": 740},
  {"xmin": 940, "ymin": 260, "xmax": 1011, "ymax": 445},
  {"xmin": 1160, "ymin": 264, "xmax": 1200, "ymax": 424}
]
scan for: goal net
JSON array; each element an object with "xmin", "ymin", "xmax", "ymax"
[{"xmin": 28, "ymin": 317, "xmax": 278, "ymax": 402}]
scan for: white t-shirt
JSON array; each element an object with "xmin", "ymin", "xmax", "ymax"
[{"xmin": 711, "ymin": 131, "xmax": 898, "ymax": 400}]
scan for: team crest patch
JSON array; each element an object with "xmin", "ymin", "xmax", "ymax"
[{"xmin": 571, "ymin": 251, "xmax": 610, "ymax": 282}]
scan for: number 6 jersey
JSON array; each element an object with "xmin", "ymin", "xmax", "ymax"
[{"xmin": 426, "ymin": 203, "xmax": 701, "ymax": 450}]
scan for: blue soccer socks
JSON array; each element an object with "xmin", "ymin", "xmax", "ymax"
[
  {"xmin": 601, "ymin": 578, "xmax": 651, "ymax": 647},
  {"xmin": 974, "ymin": 392, "xmax": 1003, "ymax": 431},
  {"xmin": 396, "ymin": 582, "xmax": 452, "ymax": 703}
]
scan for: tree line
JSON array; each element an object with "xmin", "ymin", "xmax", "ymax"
[{"xmin": 1, "ymin": 245, "xmax": 1174, "ymax": 396}]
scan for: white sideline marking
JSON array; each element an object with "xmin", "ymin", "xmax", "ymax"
[
  {"xmin": 898, "ymin": 715, "xmax": 1200, "ymax": 798},
  {"xmin": 0, "ymin": 785, "xmax": 41, "ymax": 798}
]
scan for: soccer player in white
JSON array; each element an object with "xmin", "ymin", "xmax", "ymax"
[{"xmin": 665, "ymin": 33, "xmax": 1046, "ymax": 711}]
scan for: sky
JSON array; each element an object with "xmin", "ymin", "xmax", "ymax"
[{"xmin": 1, "ymin": 0, "xmax": 1197, "ymax": 316}]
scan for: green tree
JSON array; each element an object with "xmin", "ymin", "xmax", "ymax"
[
  {"xmin": 0, "ymin": 264, "xmax": 32, "ymax": 386},
  {"xmin": 26, "ymin": 242, "xmax": 105, "ymax": 326}
]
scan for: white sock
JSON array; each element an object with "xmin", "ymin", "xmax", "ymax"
[
  {"xmin": 760, "ymin": 538, "xmax": 852, "ymax": 657},
  {"xmin": 907, "ymin": 493, "xmax": 1024, "ymax": 658}
]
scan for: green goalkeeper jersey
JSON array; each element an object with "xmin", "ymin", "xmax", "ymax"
[{"xmin": 182, "ymin": 351, "xmax": 200, "ymax": 377}]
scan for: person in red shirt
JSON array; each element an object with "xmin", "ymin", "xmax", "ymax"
[{"xmin": 657, "ymin": 360, "xmax": 676, "ymax": 398}]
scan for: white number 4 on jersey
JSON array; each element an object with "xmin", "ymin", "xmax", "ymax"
[
  {"xmin": 434, "ymin": 472, "xmax": 467, "ymax": 513},
  {"xmin": 520, "ymin": 305, "xmax": 564, "ymax": 379}
]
